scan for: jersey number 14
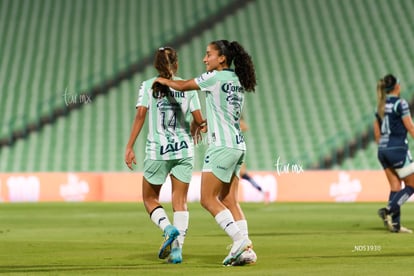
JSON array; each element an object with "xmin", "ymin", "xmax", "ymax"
[{"xmin": 161, "ymin": 111, "xmax": 177, "ymax": 130}]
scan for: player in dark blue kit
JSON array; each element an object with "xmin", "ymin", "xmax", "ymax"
[{"xmin": 375, "ymin": 74, "xmax": 414, "ymax": 233}]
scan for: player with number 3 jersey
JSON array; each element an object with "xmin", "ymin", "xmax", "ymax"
[{"xmin": 195, "ymin": 69, "xmax": 246, "ymax": 150}]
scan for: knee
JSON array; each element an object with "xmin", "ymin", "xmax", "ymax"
[
  {"xmin": 221, "ymin": 195, "xmax": 237, "ymax": 209},
  {"xmin": 201, "ymin": 192, "xmax": 218, "ymax": 212}
]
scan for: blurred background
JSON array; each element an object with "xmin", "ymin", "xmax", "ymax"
[{"xmin": 1, "ymin": 0, "xmax": 414, "ymax": 173}]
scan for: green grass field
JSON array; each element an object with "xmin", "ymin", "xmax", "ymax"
[{"xmin": 1, "ymin": 202, "xmax": 413, "ymax": 275}]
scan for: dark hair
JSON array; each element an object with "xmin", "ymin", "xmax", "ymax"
[
  {"xmin": 376, "ymin": 74, "xmax": 398, "ymax": 119},
  {"xmin": 152, "ymin": 47, "xmax": 178, "ymax": 98},
  {"xmin": 211, "ymin": 40, "xmax": 257, "ymax": 92},
  {"xmin": 382, "ymin": 74, "xmax": 398, "ymax": 92}
]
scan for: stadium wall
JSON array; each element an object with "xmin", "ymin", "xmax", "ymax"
[{"xmin": 1, "ymin": 171, "xmax": 408, "ymax": 203}]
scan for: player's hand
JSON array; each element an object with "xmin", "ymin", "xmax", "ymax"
[
  {"xmin": 124, "ymin": 147, "xmax": 137, "ymax": 170},
  {"xmin": 191, "ymin": 120, "xmax": 207, "ymax": 145},
  {"xmin": 199, "ymin": 123, "xmax": 207, "ymax": 133},
  {"xmin": 153, "ymin": 77, "xmax": 167, "ymax": 86}
]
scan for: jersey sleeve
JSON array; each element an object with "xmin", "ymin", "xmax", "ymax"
[
  {"xmin": 188, "ymin": 91, "xmax": 201, "ymax": 112},
  {"xmin": 136, "ymin": 81, "xmax": 150, "ymax": 108},
  {"xmin": 396, "ymin": 99, "xmax": 410, "ymax": 117},
  {"xmin": 194, "ymin": 71, "xmax": 218, "ymax": 92}
]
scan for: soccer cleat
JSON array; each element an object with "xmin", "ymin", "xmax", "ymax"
[
  {"xmin": 158, "ymin": 225, "xmax": 179, "ymax": 259},
  {"xmin": 377, "ymin": 208, "xmax": 401, "ymax": 232},
  {"xmin": 377, "ymin": 208, "xmax": 388, "ymax": 228},
  {"xmin": 231, "ymin": 247, "xmax": 257, "ymax": 266},
  {"xmin": 168, "ymin": 247, "xmax": 183, "ymax": 264},
  {"xmin": 398, "ymin": 226, "xmax": 413, "ymax": 234},
  {"xmin": 222, "ymin": 238, "xmax": 252, "ymax": 266}
]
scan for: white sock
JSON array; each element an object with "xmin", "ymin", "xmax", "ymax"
[
  {"xmin": 150, "ymin": 207, "xmax": 171, "ymax": 231},
  {"xmin": 236, "ymin": 220, "xmax": 249, "ymax": 238},
  {"xmin": 174, "ymin": 211, "xmax": 189, "ymax": 248},
  {"xmin": 215, "ymin": 209, "xmax": 243, "ymax": 241}
]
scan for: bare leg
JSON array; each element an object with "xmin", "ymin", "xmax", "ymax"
[
  {"xmin": 170, "ymin": 174, "xmax": 189, "ymax": 212},
  {"xmin": 142, "ymin": 177, "xmax": 162, "ymax": 214},
  {"xmin": 200, "ymin": 172, "xmax": 228, "ymax": 216},
  {"xmin": 220, "ymin": 174, "xmax": 245, "ymax": 221},
  {"xmin": 384, "ymin": 168, "xmax": 402, "ymax": 192}
]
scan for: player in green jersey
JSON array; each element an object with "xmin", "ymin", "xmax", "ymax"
[
  {"xmin": 125, "ymin": 47, "xmax": 206, "ymax": 264},
  {"xmin": 154, "ymin": 40, "xmax": 257, "ymax": 266}
]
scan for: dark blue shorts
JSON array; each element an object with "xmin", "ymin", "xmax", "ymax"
[{"xmin": 377, "ymin": 147, "xmax": 411, "ymax": 169}]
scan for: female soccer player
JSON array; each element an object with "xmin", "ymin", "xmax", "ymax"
[
  {"xmin": 125, "ymin": 47, "xmax": 206, "ymax": 263},
  {"xmin": 154, "ymin": 40, "xmax": 257, "ymax": 265},
  {"xmin": 375, "ymin": 74, "xmax": 414, "ymax": 233}
]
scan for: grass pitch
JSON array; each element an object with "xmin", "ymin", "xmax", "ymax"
[{"xmin": 1, "ymin": 202, "xmax": 413, "ymax": 275}]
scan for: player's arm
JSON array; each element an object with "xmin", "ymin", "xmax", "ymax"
[
  {"xmin": 190, "ymin": 110, "xmax": 207, "ymax": 145},
  {"xmin": 154, "ymin": 77, "xmax": 199, "ymax": 91},
  {"xmin": 402, "ymin": 115, "xmax": 414, "ymax": 140},
  {"xmin": 191, "ymin": 109, "xmax": 207, "ymax": 133},
  {"xmin": 191, "ymin": 110, "xmax": 206, "ymax": 127},
  {"xmin": 125, "ymin": 106, "xmax": 147, "ymax": 170},
  {"xmin": 373, "ymin": 119, "xmax": 381, "ymax": 144}
]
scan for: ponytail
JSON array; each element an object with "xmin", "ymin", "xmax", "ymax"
[
  {"xmin": 230, "ymin": 41, "xmax": 257, "ymax": 92},
  {"xmin": 376, "ymin": 79, "xmax": 386, "ymax": 119},
  {"xmin": 212, "ymin": 40, "xmax": 257, "ymax": 92},
  {"xmin": 377, "ymin": 74, "xmax": 399, "ymax": 119},
  {"xmin": 152, "ymin": 47, "xmax": 178, "ymax": 98}
]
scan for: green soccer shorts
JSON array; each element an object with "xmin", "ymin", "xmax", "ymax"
[
  {"xmin": 202, "ymin": 146, "xmax": 245, "ymax": 183},
  {"xmin": 143, "ymin": 157, "xmax": 194, "ymax": 185}
]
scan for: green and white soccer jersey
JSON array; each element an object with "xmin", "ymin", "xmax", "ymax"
[
  {"xmin": 195, "ymin": 69, "xmax": 246, "ymax": 150},
  {"xmin": 136, "ymin": 76, "xmax": 201, "ymax": 160}
]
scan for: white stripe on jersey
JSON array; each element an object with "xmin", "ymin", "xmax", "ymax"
[
  {"xmin": 136, "ymin": 76, "xmax": 201, "ymax": 160},
  {"xmin": 195, "ymin": 70, "xmax": 246, "ymax": 150}
]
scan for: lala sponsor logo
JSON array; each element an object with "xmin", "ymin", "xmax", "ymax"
[
  {"xmin": 60, "ymin": 173, "xmax": 90, "ymax": 202},
  {"xmin": 160, "ymin": 141, "xmax": 189, "ymax": 155}
]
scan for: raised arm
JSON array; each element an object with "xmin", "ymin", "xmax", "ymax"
[{"xmin": 154, "ymin": 77, "xmax": 199, "ymax": 92}]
